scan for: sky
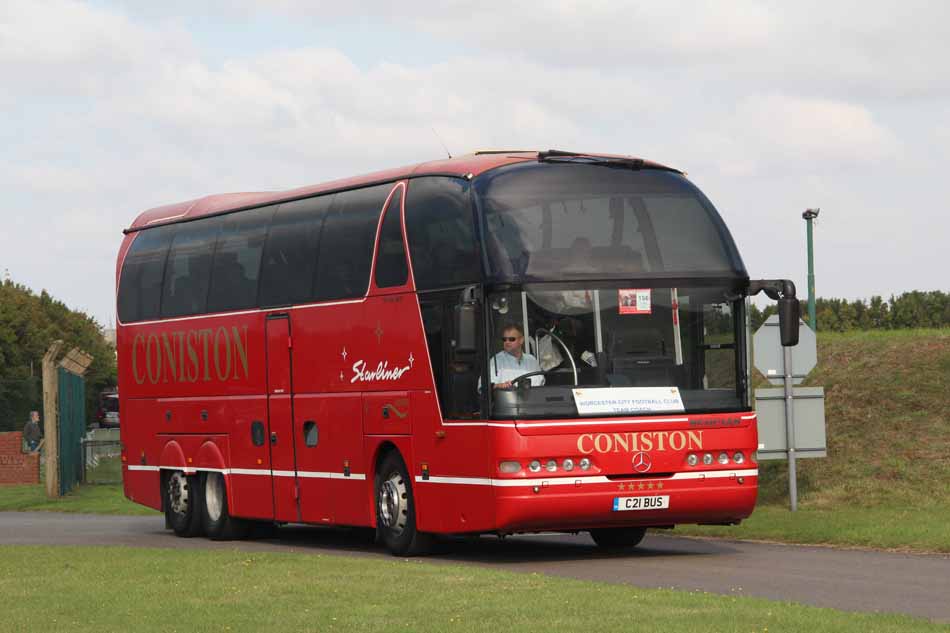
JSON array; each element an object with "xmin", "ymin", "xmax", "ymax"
[{"xmin": 2, "ymin": 0, "xmax": 948, "ymax": 327}]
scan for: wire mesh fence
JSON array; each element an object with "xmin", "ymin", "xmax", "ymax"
[{"xmin": 81, "ymin": 439, "xmax": 122, "ymax": 485}]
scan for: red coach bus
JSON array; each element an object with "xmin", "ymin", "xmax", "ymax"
[{"xmin": 116, "ymin": 150, "xmax": 799, "ymax": 555}]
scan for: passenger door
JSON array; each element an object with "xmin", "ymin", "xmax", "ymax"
[{"xmin": 265, "ymin": 314, "xmax": 299, "ymax": 522}]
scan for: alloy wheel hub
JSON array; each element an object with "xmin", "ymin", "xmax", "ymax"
[{"xmin": 378, "ymin": 474, "xmax": 408, "ymax": 534}]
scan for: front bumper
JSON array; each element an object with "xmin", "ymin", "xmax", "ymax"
[{"xmin": 493, "ymin": 469, "xmax": 757, "ymax": 532}]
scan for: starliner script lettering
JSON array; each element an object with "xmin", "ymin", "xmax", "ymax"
[{"xmin": 351, "ymin": 360, "xmax": 411, "ymax": 383}]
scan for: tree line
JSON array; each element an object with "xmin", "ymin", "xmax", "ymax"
[
  {"xmin": 750, "ymin": 290, "xmax": 950, "ymax": 332},
  {"xmin": 0, "ymin": 280, "xmax": 117, "ymax": 432}
]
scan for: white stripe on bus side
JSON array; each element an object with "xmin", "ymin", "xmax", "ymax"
[{"xmin": 126, "ymin": 465, "xmax": 366, "ymax": 480}]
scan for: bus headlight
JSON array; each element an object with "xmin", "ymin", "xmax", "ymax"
[
  {"xmin": 579, "ymin": 457, "xmax": 592, "ymax": 471},
  {"xmin": 718, "ymin": 452, "xmax": 729, "ymax": 465},
  {"xmin": 499, "ymin": 461, "xmax": 521, "ymax": 474},
  {"xmin": 528, "ymin": 460, "xmax": 542, "ymax": 473},
  {"xmin": 733, "ymin": 452, "xmax": 745, "ymax": 465},
  {"xmin": 687, "ymin": 454, "xmax": 698, "ymax": 467},
  {"xmin": 703, "ymin": 453, "xmax": 713, "ymax": 465},
  {"xmin": 562, "ymin": 458, "xmax": 575, "ymax": 471},
  {"xmin": 545, "ymin": 459, "xmax": 558, "ymax": 472}
]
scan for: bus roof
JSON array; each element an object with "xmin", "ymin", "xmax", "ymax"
[{"xmin": 125, "ymin": 151, "xmax": 679, "ymax": 233}]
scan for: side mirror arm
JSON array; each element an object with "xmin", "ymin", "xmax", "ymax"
[{"xmin": 748, "ymin": 279, "xmax": 797, "ymax": 302}]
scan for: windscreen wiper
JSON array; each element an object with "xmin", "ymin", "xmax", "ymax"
[
  {"xmin": 537, "ymin": 150, "xmax": 683, "ymax": 174},
  {"xmin": 537, "ymin": 149, "xmax": 645, "ymax": 170}
]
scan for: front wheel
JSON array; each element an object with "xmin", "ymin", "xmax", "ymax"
[
  {"xmin": 375, "ymin": 453, "xmax": 432, "ymax": 556},
  {"xmin": 590, "ymin": 527, "xmax": 647, "ymax": 550},
  {"xmin": 201, "ymin": 472, "xmax": 248, "ymax": 540}
]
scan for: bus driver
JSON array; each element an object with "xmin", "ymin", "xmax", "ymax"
[{"xmin": 490, "ymin": 323, "xmax": 545, "ymax": 389}]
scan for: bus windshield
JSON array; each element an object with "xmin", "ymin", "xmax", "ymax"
[
  {"xmin": 487, "ymin": 284, "xmax": 745, "ymax": 418},
  {"xmin": 477, "ymin": 162, "xmax": 747, "ymax": 283}
]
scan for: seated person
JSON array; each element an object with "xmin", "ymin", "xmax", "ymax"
[{"xmin": 490, "ymin": 323, "xmax": 545, "ymax": 389}]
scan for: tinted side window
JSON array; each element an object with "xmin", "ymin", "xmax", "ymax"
[
  {"xmin": 259, "ymin": 196, "xmax": 332, "ymax": 307},
  {"xmin": 405, "ymin": 177, "xmax": 481, "ymax": 290},
  {"xmin": 161, "ymin": 217, "xmax": 222, "ymax": 318},
  {"xmin": 207, "ymin": 206, "xmax": 275, "ymax": 313},
  {"xmin": 374, "ymin": 187, "xmax": 409, "ymax": 288},
  {"xmin": 314, "ymin": 184, "xmax": 389, "ymax": 301},
  {"xmin": 118, "ymin": 225, "xmax": 176, "ymax": 323}
]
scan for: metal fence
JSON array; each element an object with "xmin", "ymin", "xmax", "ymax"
[
  {"xmin": 58, "ymin": 367, "xmax": 86, "ymax": 495},
  {"xmin": 81, "ymin": 438, "xmax": 122, "ymax": 485}
]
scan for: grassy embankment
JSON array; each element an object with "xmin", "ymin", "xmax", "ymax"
[
  {"xmin": 2, "ymin": 329, "xmax": 948, "ymax": 551},
  {"xmin": 1, "ymin": 545, "xmax": 946, "ymax": 633},
  {"xmin": 677, "ymin": 328, "xmax": 950, "ymax": 551}
]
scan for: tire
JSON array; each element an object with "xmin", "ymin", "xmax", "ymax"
[
  {"xmin": 201, "ymin": 471, "xmax": 249, "ymax": 540},
  {"xmin": 590, "ymin": 527, "xmax": 648, "ymax": 550},
  {"xmin": 164, "ymin": 470, "xmax": 204, "ymax": 538},
  {"xmin": 375, "ymin": 452, "xmax": 433, "ymax": 556}
]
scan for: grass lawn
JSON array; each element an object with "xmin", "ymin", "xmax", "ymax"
[
  {"xmin": 674, "ymin": 503, "xmax": 950, "ymax": 553},
  {"xmin": 84, "ymin": 454, "xmax": 123, "ymax": 484},
  {"xmin": 1, "ymin": 545, "xmax": 946, "ymax": 633},
  {"xmin": 0, "ymin": 482, "xmax": 157, "ymax": 516}
]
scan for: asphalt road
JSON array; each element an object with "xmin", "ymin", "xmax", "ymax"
[{"xmin": 2, "ymin": 511, "xmax": 948, "ymax": 622}]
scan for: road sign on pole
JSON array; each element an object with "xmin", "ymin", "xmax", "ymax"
[
  {"xmin": 756, "ymin": 387, "xmax": 826, "ymax": 459},
  {"xmin": 754, "ymin": 316, "xmax": 817, "ymax": 385},
  {"xmin": 752, "ymin": 316, "xmax": 823, "ymax": 512}
]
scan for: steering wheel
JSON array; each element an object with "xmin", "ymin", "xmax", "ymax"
[{"xmin": 510, "ymin": 370, "xmax": 549, "ymax": 389}]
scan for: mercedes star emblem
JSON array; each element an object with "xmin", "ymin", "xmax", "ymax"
[{"xmin": 632, "ymin": 451, "xmax": 652, "ymax": 473}]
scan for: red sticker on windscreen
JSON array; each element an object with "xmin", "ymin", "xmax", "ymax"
[{"xmin": 619, "ymin": 289, "xmax": 652, "ymax": 314}]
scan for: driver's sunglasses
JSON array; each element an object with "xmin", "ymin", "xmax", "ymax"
[{"xmin": 501, "ymin": 336, "xmax": 518, "ymax": 342}]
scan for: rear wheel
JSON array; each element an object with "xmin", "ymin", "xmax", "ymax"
[
  {"xmin": 590, "ymin": 527, "xmax": 647, "ymax": 550},
  {"xmin": 201, "ymin": 472, "xmax": 248, "ymax": 540},
  {"xmin": 164, "ymin": 470, "xmax": 203, "ymax": 538},
  {"xmin": 375, "ymin": 452, "xmax": 432, "ymax": 556}
]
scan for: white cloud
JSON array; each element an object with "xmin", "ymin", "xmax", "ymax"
[
  {"xmin": 219, "ymin": 1, "xmax": 950, "ymax": 99},
  {"xmin": 734, "ymin": 95, "xmax": 900, "ymax": 163},
  {"xmin": 0, "ymin": 0, "xmax": 947, "ymax": 326}
]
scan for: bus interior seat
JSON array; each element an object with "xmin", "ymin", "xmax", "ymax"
[{"xmin": 608, "ymin": 329, "xmax": 675, "ymax": 386}]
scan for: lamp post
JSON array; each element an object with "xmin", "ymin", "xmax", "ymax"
[{"xmin": 802, "ymin": 209, "xmax": 819, "ymax": 331}]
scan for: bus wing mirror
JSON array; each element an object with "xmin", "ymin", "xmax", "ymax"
[
  {"xmin": 749, "ymin": 279, "xmax": 799, "ymax": 347},
  {"xmin": 454, "ymin": 286, "xmax": 479, "ymax": 353},
  {"xmin": 778, "ymin": 297, "xmax": 800, "ymax": 347}
]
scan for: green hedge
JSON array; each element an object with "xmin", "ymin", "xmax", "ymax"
[{"xmin": 751, "ymin": 290, "xmax": 950, "ymax": 331}]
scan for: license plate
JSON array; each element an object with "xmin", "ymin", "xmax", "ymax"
[{"xmin": 612, "ymin": 495, "xmax": 669, "ymax": 511}]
